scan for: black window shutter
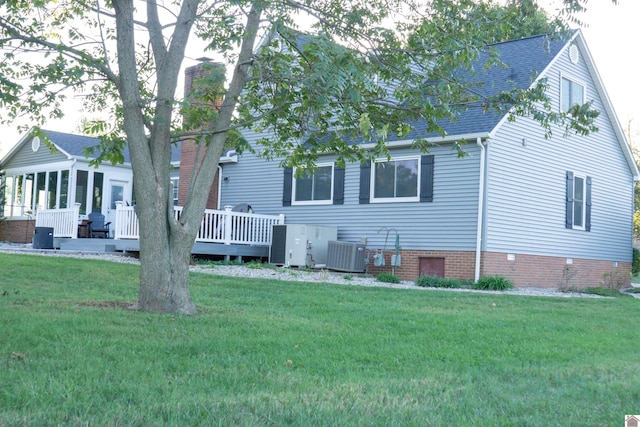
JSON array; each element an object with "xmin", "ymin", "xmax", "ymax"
[
  {"xmin": 565, "ymin": 171, "xmax": 573, "ymax": 229},
  {"xmin": 420, "ymin": 155, "xmax": 435, "ymax": 202},
  {"xmin": 333, "ymin": 167, "xmax": 345, "ymax": 205},
  {"xmin": 585, "ymin": 176, "xmax": 592, "ymax": 232},
  {"xmin": 282, "ymin": 167, "xmax": 293, "ymax": 207},
  {"xmin": 359, "ymin": 160, "xmax": 371, "ymax": 204}
]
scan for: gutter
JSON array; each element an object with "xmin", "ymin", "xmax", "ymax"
[
  {"xmin": 358, "ymin": 132, "xmax": 491, "ymax": 150},
  {"xmin": 475, "ymin": 137, "xmax": 487, "ymax": 283},
  {"xmin": 220, "ymin": 149, "xmax": 238, "ymax": 163}
]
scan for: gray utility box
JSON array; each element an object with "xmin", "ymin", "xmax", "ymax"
[
  {"xmin": 326, "ymin": 241, "xmax": 366, "ymax": 273},
  {"xmin": 270, "ymin": 224, "xmax": 338, "ymax": 268},
  {"xmin": 32, "ymin": 227, "xmax": 54, "ymax": 249}
]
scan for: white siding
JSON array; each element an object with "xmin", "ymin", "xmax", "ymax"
[{"xmin": 485, "ymin": 46, "xmax": 634, "ymax": 261}]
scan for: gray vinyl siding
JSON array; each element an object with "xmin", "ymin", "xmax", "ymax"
[
  {"xmin": 4, "ymin": 138, "xmax": 68, "ymax": 170},
  {"xmin": 221, "ymin": 130, "xmax": 481, "ymax": 251},
  {"xmin": 484, "ymin": 46, "xmax": 634, "ymax": 261}
]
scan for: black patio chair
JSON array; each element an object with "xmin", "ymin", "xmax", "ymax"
[{"xmin": 88, "ymin": 212, "xmax": 111, "ymax": 238}]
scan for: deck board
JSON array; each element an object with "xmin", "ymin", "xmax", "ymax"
[{"xmin": 56, "ymin": 237, "xmax": 269, "ymax": 258}]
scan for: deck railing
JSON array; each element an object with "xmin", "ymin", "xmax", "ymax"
[
  {"xmin": 35, "ymin": 205, "xmax": 81, "ymax": 238},
  {"xmin": 114, "ymin": 205, "xmax": 285, "ymax": 246}
]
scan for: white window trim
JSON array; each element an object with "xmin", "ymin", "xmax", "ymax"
[
  {"xmin": 370, "ymin": 155, "xmax": 421, "ymax": 204},
  {"xmin": 572, "ymin": 173, "xmax": 586, "ymax": 231},
  {"xmin": 291, "ymin": 162, "xmax": 334, "ymax": 206},
  {"xmin": 559, "ymin": 73, "xmax": 586, "ymax": 113},
  {"xmin": 170, "ymin": 178, "xmax": 179, "ymax": 204}
]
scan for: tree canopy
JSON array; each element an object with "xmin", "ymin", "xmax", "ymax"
[{"xmin": 0, "ymin": 0, "xmax": 604, "ymax": 313}]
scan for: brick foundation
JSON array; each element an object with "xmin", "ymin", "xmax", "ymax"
[
  {"xmin": 480, "ymin": 251, "xmax": 631, "ymax": 289},
  {"xmin": 0, "ymin": 219, "xmax": 36, "ymax": 243},
  {"xmin": 366, "ymin": 249, "xmax": 476, "ymax": 282},
  {"xmin": 365, "ymin": 248, "xmax": 631, "ymax": 289}
]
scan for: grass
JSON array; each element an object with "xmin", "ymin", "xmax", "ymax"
[{"xmin": 1, "ymin": 253, "xmax": 640, "ymax": 426}]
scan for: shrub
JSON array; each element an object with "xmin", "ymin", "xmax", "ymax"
[
  {"xmin": 633, "ymin": 247, "xmax": 640, "ymax": 276},
  {"xmin": 376, "ymin": 272, "xmax": 400, "ymax": 284},
  {"xmin": 415, "ymin": 275, "xmax": 467, "ymax": 289},
  {"xmin": 473, "ymin": 275, "xmax": 514, "ymax": 291},
  {"xmin": 559, "ymin": 265, "xmax": 578, "ymax": 292},
  {"xmin": 600, "ymin": 270, "xmax": 631, "ymax": 290}
]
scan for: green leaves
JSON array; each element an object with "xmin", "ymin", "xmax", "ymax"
[{"xmin": 0, "ymin": 0, "xmax": 605, "ymax": 170}]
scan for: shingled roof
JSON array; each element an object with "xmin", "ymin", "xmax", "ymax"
[
  {"xmin": 420, "ymin": 32, "xmax": 569, "ymax": 139},
  {"xmin": 389, "ymin": 32, "xmax": 574, "ymax": 143},
  {"xmin": 39, "ymin": 129, "xmax": 181, "ymax": 164},
  {"xmin": 296, "ymin": 31, "xmax": 573, "ymax": 147}
]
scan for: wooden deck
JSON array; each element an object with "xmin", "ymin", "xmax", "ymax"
[
  {"xmin": 31, "ymin": 205, "xmax": 285, "ymax": 260},
  {"xmin": 54, "ymin": 237, "xmax": 270, "ymax": 259}
]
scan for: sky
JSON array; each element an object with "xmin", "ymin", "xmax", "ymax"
[{"xmin": 0, "ymin": 0, "xmax": 638, "ymax": 156}]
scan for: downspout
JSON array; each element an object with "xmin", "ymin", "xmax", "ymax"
[{"xmin": 475, "ymin": 138, "xmax": 486, "ymax": 283}]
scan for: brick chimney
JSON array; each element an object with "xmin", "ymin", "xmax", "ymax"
[{"xmin": 178, "ymin": 60, "xmax": 225, "ymax": 209}]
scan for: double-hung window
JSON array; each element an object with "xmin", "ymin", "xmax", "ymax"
[
  {"xmin": 171, "ymin": 178, "xmax": 179, "ymax": 205},
  {"xmin": 566, "ymin": 171, "xmax": 591, "ymax": 231},
  {"xmin": 561, "ymin": 76, "xmax": 585, "ymax": 113}
]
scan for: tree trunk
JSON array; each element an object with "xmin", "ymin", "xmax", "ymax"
[{"xmin": 132, "ymin": 194, "xmax": 198, "ymax": 315}]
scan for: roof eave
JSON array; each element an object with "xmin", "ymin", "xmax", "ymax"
[{"xmin": 359, "ymin": 132, "xmax": 492, "ymax": 150}]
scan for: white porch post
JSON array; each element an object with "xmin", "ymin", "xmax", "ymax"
[{"xmin": 223, "ymin": 205, "xmax": 233, "ymax": 245}]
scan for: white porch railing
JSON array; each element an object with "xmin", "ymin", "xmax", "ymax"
[
  {"xmin": 35, "ymin": 205, "xmax": 81, "ymax": 238},
  {"xmin": 114, "ymin": 205, "xmax": 285, "ymax": 246}
]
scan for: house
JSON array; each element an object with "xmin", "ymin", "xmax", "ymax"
[
  {"xmin": 0, "ymin": 130, "xmax": 141, "ymax": 242},
  {"xmin": 215, "ymin": 30, "xmax": 639, "ymax": 288},
  {"xmin": 0, "ymin": 61, "xmax": 232, "ymax": 244}
]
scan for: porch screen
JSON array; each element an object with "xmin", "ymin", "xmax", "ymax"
[{"xmin": 75, "ymin": 170, "xmax": 88, "ymax": 214}]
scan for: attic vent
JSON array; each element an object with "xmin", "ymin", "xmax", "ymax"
[
  {"xmin": 31, "ymin": 136, "xmax": 40, "ymax": 152},
  {"xmin": 568, "ymin": 45, "xmax": 579, "ymax": 64}
]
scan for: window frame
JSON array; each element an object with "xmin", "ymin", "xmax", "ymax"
[
  {"xmin": 370, "ymin": 156, "xmax": 421, "ymax": 203},
  {"xmin": 170, "ymin": 178, "xmax": 179, "ymax": 206},
  {"xmin": 560, "ymin": 74, "xmax": 586, "ymax": 113},
  {"xmin": 2, "ymin": 169, "xmax": 71, "ymax": 217},
  {"xmin": 291, "ymin": 162, "xmax": 335, "ymax": 206},
  {"xmin": 565, "ymin": 171, "xmax": 591, "ymax": 232},
  {"xmin": 571, "ymin": 173, "xmax": 586, "ymax": 230}
]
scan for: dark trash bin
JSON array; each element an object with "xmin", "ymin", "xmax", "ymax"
[{"xmin": 32, "ymin": 227, "xmax": 54, "ymax": 249}]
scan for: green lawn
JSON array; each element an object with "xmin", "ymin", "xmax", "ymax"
[{"xmin": 1, "ymin": 253, "xmax": 639, "ymax": 426}]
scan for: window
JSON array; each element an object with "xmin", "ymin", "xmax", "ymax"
[
  {"xmin": 92, "ymin": 172, "xmax": 104, "ymax": 213},
  {"xmin": 171, "ymin": 178, "xmax": 179, "ymax": 205},
  {"xmin": 35, "ymin": 172, "xmax": 46, "ymax": 211},
  {"xmin": 373, "ymin": 157, "xmax": 419, "ymax": 201},
  {"xmin": 360, "ymin": 155, "xmax": 434, "ymax": 204},
  {"xmin": 47, "ymin": 171, "xmax": 58, "ymax": 209},
  {"xmin": 75, "ymin": 170, "xmax": 88, "ymax": 214},
  {"xmin": 561, "ymin": 76, "xmax": 584, "ymax": 112},
  {"xmin": 565, "ymin": 171, "xmax": 591, "ymax": 231},
  {"xmin": 293, "ymin": 164, "xmax": 333, "ymax": 205},
  {"xmin": 282, "ymin": 164, "xmax": 344, "ymax": 206},
  {"xmin": 2, "ymin": 170, "xmax": 70, "ymax": 217},
  {"xmin": 59, "ymin": 170, "xmax": 69, "ymax": 209}
]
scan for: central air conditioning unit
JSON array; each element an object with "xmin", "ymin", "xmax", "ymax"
[
  {"xmin": 270, "ymin": 224, "xmax": 338, "ymax": 268},
  {"xmin": 326, "ymin": 241, "xmax": 366, "ymax": 273}
]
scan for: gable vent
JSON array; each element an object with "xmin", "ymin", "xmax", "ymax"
[{"xmin": 569, "ymin": 45, "xmax": 579, "ymax": 64}]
